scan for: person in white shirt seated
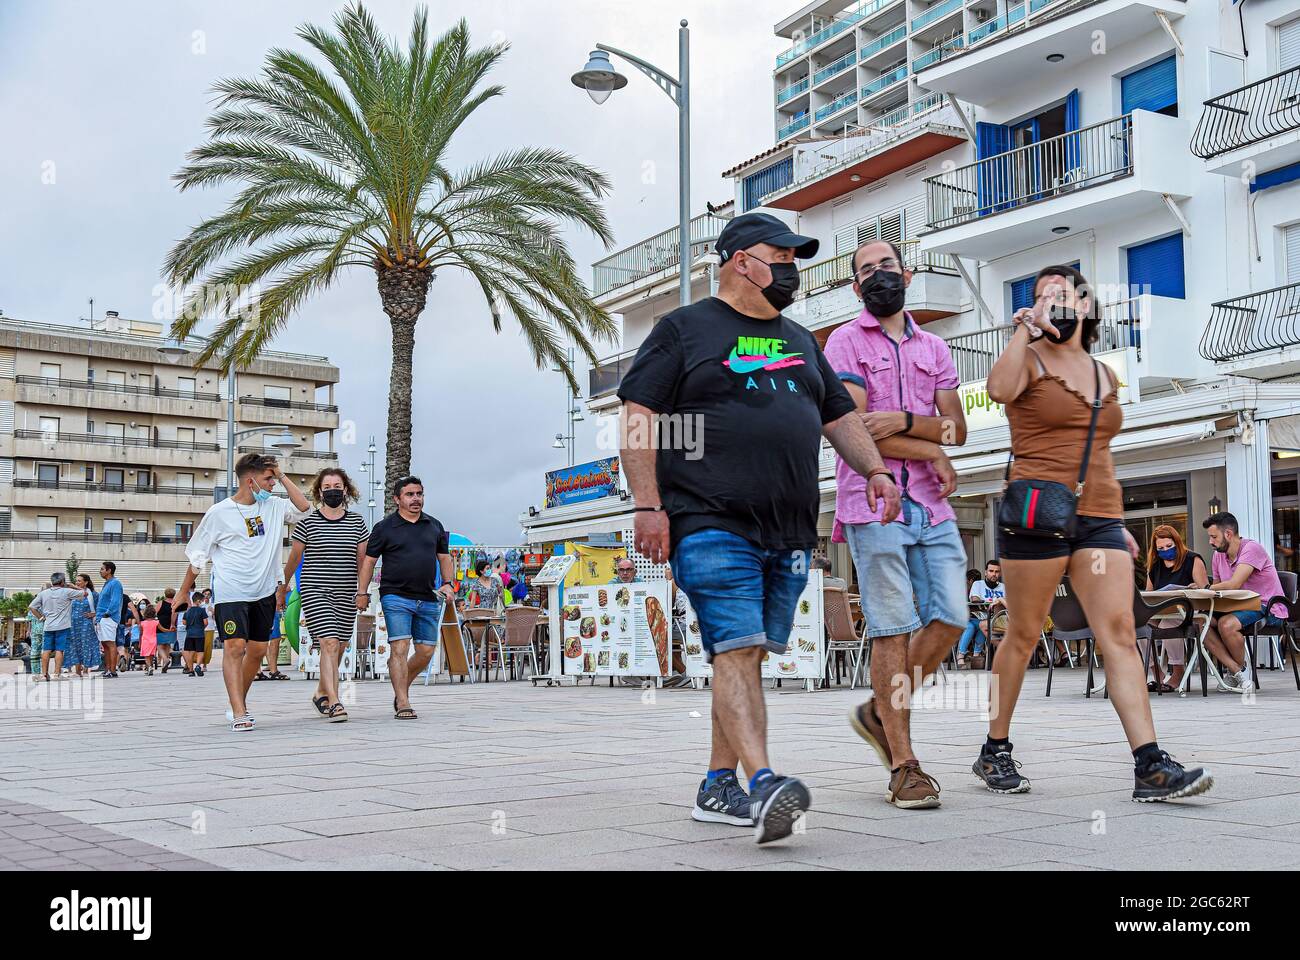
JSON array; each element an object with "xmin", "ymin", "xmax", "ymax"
[{"xmin": 958, "ymin": 560, "xmax": 1005, "ymax": 668}]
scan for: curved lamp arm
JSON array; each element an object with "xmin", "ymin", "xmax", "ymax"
[{"xmin": 597, "ymin": 42, "xmax": 681, "ymax": 105}]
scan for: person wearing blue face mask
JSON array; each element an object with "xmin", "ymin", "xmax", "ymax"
[
  {"xmin": 1142, "ymin": 524, "xmax": 1207, "ymax": 693},
  {"xmin": 176, "ymin": 453, "xmax": 311, "ymax": 732}
]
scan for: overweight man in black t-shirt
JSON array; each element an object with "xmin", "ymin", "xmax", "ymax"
[
  {"xmin": 357, "ymin": 476, "xmax": 455, "ymax": 719},
  {"xmin": 618, "ymin": 212, "xmax": 901, "ymax": 845}
]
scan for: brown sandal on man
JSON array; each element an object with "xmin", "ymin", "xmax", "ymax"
[{"xmin": 393, "ymin": 696, "xmax": 417, "ymax": 720}]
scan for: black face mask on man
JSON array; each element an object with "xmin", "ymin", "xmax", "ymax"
[
  {"xmin": 321, "ymin": 489, "xmax": 347, "ymax": 508},
  {"xmin": 859, "ymin": 269, "xmax": 906, "ymax": 317},
  {"xmin": 741, "ymin": 254, "xmax": 801, "ymax": 311},
  {"xmin": 1043, "ymin": 305, "xmax": 1082, "ymax": 344}
]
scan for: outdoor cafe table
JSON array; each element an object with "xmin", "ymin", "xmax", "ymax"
[
  {"xmin": 1139, "ymin": 588, "xmax": 1260, "ymax": 696},
  {"xmin": 460, "ymin": 611, "xmax": 505, "ymax": 683}
]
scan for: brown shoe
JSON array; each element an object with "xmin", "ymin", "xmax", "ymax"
[
  {"xmin": 848, "ymin": 695, "xmax": 892, "ymax": 770},
  {"xmin": 887, "ymin": 760, "xmax": 942, "ymax": 809},
  {"xmin": 971, "ymin": 653, "xmax": 986, "ymax": 670}
]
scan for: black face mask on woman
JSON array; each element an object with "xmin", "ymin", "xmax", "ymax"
[
  {"xmin": 1043, "ymin": 305, "xmax": 1081, "ymax": 344},
  {"xmin": 321, "ymin": 489, "xmax": 347, "ymax": 508},
  {"xmin": 859, "ymin": 269, "xmax": 907, "ymax": 317},
  {"xmin": 742, "ymin": 254, "xmax": 801, "ymax": 311}
]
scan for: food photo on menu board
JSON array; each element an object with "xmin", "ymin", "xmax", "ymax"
[
  {"xmin": 560, "ymin": 582, "xmax": 671, "ymax": 677},
  {"xmin": 678, "ymin": 570, "xmax": 824, "ymax": 680}
]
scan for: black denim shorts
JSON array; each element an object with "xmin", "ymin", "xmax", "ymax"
[{"xmin": 997, "ymin": 515, "xmax": 1128, "ymax": 561}]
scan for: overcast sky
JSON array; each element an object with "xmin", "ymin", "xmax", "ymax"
[{"xmin": 0, "ymin": 0, "xmax": 791, "ymax": 542}]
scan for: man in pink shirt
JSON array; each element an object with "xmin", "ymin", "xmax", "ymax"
[
  {"xmin": 824, "ymin": 239, "xmax": 967, "ymax": 809},
  {"xmin": 1202, "ymin": 511, "xmax": 1285, "ymax": 694}
]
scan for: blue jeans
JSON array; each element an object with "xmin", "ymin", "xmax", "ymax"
[
  {"xmin": 380, "ymin": 594, "xmax": 443, "ymax": 646},
  {"xmin": 671, "ymin": 528, "xmax": 809, "ymax": 662},
  {"xmin": 843, "ymin": 501, "xmax": 968, "ymax": 639},
  {"xmin": 957, "ymin": 619, "xmax": 985, "ymax": 655}
]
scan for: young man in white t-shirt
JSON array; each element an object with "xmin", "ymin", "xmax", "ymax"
[
  {"xmin": 177, "ymin": 453, "xmax": 310, "ymax": 731},
  {"xmin": 958, "ymin": 560, "xmax": 1005, "ymax": 669}
]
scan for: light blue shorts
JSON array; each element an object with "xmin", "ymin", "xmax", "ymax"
[{"xmin": 843, "ymin": 500, "xmax": 968, "ymax": 639}]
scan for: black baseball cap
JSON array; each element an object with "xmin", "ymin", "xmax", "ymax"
[{"xmin": 716, "ymin": 212, "xmax": 819, "ymax": 265}]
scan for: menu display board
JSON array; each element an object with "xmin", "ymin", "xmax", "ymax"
[
  {"xmin": 559, "ymin": 581, "xmax": 672, "ymax": 677},
  {"xmin": 680, "ymin": 570, "xmax": 824, "ymax": 681}
]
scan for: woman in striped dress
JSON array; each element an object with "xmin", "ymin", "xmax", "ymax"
[
  {"xmin": 284, "ymin": 468, "xmax": 369, "ymax": 722},
  {"xmin": 68, "ymin": 574, "xmax": 101, "ymax": 676}
]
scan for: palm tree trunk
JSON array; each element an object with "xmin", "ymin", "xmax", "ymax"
[{"xmin": 377, "ymin": 264, "xmax": 432, "ymax": 510}]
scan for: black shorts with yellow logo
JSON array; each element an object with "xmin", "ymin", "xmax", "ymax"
[{"xmin": 214, "ymin": 593, "xmax": 278, "ymax": 644}]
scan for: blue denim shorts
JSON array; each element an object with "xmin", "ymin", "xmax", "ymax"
[
  {"xmin": 380, "ymin": 594, "xmax": 443, "ymax": 646},
  {"xmin": 843, "ymin": 501, "xmax": 969, "ymax": 639},
  {"xmin": 671, "ymin": 528, "xmax": 809, "ymax": 663},
  {"xmin": 1222, "ymin": 607, "xmax": 1282, "ymax": 631},
  {"xmin": 44, "ymin": 628, "xmax": 71, "ymax": 653}
]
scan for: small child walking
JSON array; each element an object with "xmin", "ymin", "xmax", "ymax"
[{"xmin": 139, "ymin": 604, "xmax": 160, "ymax": 676}]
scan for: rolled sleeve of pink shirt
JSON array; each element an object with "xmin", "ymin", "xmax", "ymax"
[{"xmin": 825, "ymin": 310, "xmax": 961, "ymax": 540}]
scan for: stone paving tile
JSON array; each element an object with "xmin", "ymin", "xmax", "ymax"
[{"xmin": 2, "ymin": 666, "xmax": 1299, "ymax": 869}]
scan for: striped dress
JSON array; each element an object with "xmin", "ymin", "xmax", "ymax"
[{"xmin": 292, "ymin": 509, "xmax": 370, "ymax": 641}]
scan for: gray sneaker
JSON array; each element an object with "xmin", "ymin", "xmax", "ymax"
[{"xmin": 691, "ymin": 772, "xmax": 753, "ymax": 826}]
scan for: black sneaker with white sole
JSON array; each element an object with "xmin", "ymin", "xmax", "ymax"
[
  {"xmin": 749, "ymin": 775, "xmax": 810, "ymax": 845},
  {"xmin": 973, "ymin": 745, "xmax": 1031, "ymax": 794},
  {"xmin": 1133, "ymin": 752, "xmax": 1213, "ymax": 802},
  {"xmin": 691, "ymin": 772, "xmax": 753, "ymax": 826}
]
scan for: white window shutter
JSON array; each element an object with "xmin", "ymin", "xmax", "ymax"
[{"xmin": 1280, "ymin": 17, "xmax": 1300, "ymax": 72}]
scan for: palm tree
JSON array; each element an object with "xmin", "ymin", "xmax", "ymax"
[{"xmin": 165, "ymin": 3, "xmax": 616, "ymax": 488}]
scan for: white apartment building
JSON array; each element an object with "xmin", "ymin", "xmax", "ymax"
[
  {"xmin": 523, "ymin": 0, "xmax": 1300, "ymax": 589},
  {"xmin": 0, "ymin": 311, "xmax": 341, "ymax": 594}
]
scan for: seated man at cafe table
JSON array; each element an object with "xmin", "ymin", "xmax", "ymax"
[{"xmin": 1201, "ymin": 511, "xmax": 1285, "ymax": 695}]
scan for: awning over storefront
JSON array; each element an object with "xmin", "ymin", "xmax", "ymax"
[{"xmin": 1266, "ymin": 413, "xmax": 1300, "ymax": 451}]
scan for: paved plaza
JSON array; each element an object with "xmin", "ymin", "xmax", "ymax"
[{"xmin": 3, "ymin": 662, "xmax": 1300, "ymax": 871}]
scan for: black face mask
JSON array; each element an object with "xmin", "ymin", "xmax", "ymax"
[
  {"xmin": 984, "ymin": 576, "xmax": 1000, "ymax": 589},
  {"xmin": 859, "ymin": 269, "xmax": 907, "ymax": 317},
  {"xmin": 1044, "ymin": 305, "xmax": 1081, "ymax": 344},
  {"xmin": 742, "ymin": 255, "xmax": 801, "ymax": 311},
  {"xmin": 321, "ymin": 489, "xmax": 347, "ymax": 508}
]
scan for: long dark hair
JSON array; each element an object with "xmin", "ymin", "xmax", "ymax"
[{"xmin": 1035, "ymin": 264, "xmax": 1098, "ymax": 346}]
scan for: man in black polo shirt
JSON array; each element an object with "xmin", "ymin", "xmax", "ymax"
[
  {"xmin": 619, "ymin": 212, "xmax": 901, "ymax": 845},
  {"xmin": 357, "ymin": 476, "xmax": 455, "ymax": 720}
]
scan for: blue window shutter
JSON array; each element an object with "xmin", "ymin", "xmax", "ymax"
[
  {"xmin": 1127, "ymin": 234, "xmax": 1186, "ymax": 300},
  {"xmin": 1010, "ymin": 275, "xmax": 1037, "ymax": 311},
  {"xmin": 1065, "ymin": 89, "xmax": 1080, "ymax": 131},
  {"xmin": 743, "ymin": 157, "xmax": 794, "ymax": 211},
  {"xmin": 977, "ymin": 123, "xmax": 1014, "ymax": 214},
  {"xmin": 1249, "ymin": 160, "xmax": 1300, "ymax": 194},
  {"xmin": 1121, "ymin": 56, "xmax": 1177, "ymax": 115}
]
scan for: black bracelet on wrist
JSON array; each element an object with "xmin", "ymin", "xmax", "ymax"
[
  {"xmin": 633, "ymin": 506, "xmax": 665, "ymax": 513},
  {"xmin": 901, "ymin": 411, "xmax": 914, "ymax": 435}
]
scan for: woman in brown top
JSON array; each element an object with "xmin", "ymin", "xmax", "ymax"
[{"xmin": 974, "ymin": 265, "xmax": 1211, "ymax": 803}]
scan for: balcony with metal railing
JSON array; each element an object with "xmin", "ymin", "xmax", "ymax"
[
  {"xmin": 920, "ymin": 110, "xmax": 1192, "ymax": 260},
  {"xmin": 911, "ymin": 0, "xmax": 962, "ymax": 32},
  {"xmin": 759, "ymin": 101, "xmax": 966, "ymax": 213},
  {"xmin": 775, "ymin": 5, "xmax": 871, "ymax": 69},
  {"xmin": 861, "ymin": 64, "xmax": 907, "ymax": 100},
  {"xmin": 913, "ymin": 0, "xmax": 1187, "ymax": 107},
  {"xmin": 1191, "ymin": 66, "xmax": 1300, "ymax": 177},
  {"xmin": 969, "ymin": 3, "xmax": 1027, "ymax": 45},
  {"xmin": 236, "ymin": 444, "xmax": 338, "ymax": 462},
  {"xmin": 911, "ymin": 36, "xmax": 964, "ymax": 72},
  {"xmin": 1199, "ymin": 281, "xmax": 1300, "ymax": 379},
  {"xmin": 813, "ymin": 51, "xmax": 857, "ymax": 88},
  {"xmin": 591, "ymin": 213, "xmax": 731, "ymax": 300},
  {"xmin": 13, "ymin": 429, "xmax": 220, "ymax": 452},
  {"xmin": 778, "ymin": 113, "xmax": 812, "ymax": 140},
  {"xmin": 776, "ymin": 76, "xmax": 811, "ymax": 105},
  {"xmin": 15, "ymin": 374, "xmax": 222, "ymax": 403},
  {"xmin": 587, "ymin": 347, "xmax": 641, "ymax": 408},
  {"xmin": 859, "ymin": 24, "xmax": 907, "ymax": 63},
  {"xmin": 815, "ymin": 90, "xmax": 858, "ymax": 123}
]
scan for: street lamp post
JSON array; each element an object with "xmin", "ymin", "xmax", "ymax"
[
  {"xmin": 357, "ymin": 438, "xmax": 382, "ymax": 527},
  {"xmin": 573, "ymin": 20, "xmax": 692, "ymax": 308},
  {"xmin": 550, "ymin": 347, "xmax": 585, "ymax": 467}
]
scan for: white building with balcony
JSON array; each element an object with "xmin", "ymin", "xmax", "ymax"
[{"xmin": 523, "ymin": 0, "xmax": 1300, "ymax": 592}]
